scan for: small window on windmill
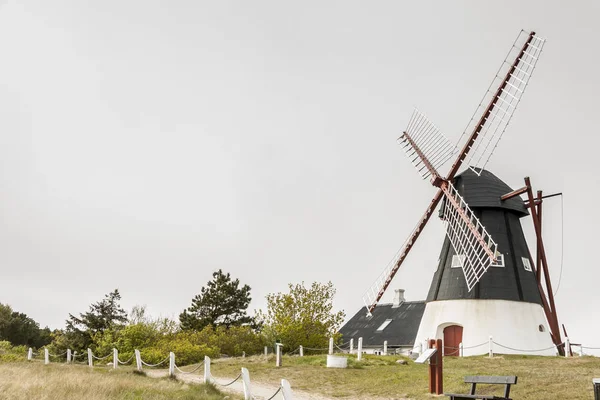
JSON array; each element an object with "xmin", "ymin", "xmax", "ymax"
[
  {"xmin": 376, "ymin": 319, "xmax": 393, "ymax": 332},
  {"xmin": 451, "ymin": 254, "xmax": 465, "ymax": 268},
  {"xmin": 522, "ymin": 257, "xmax": 533, "ymax": 272},
  {"xmin": 491, "ymin": 253, "xmax": 505, "ymax": 268}
]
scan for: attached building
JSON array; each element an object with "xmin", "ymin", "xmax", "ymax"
[{"xmin": 339, "ymin": 289, "xmax": 425, "ymax": 355}]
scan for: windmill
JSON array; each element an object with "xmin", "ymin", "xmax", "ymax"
[{"xmin": 362, "ymin": 30, "xmax": 564, "ymax": 355}]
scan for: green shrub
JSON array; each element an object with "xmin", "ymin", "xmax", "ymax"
[
  {"xmin": 0, "ymin": 341, "xmax": 28, "ymax": 362},
  {"xmin": 138, "ymin": 347, "xmax": 170, "ymax": 366},
  {"xmin": 47, "ymin": 314, "xmax": 266, "ymax": 367},
  {"xmin": 212, "ymin": 326, "xmax": 265, "ymax": 357}
]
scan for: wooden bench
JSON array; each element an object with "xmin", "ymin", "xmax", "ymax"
[{"xmin": 445, "ymin": 375, "xmax": 518, "ymax": 400}]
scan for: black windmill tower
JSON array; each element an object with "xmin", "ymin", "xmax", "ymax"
[
  {"xmin": 361, "ymin": 30, "xmax": 565, "ymax": 354},
  {"xmin": 428, "ymin": 168, "xmax": 541, "ymax": 304}
]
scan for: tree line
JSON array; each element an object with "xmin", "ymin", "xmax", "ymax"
[
  {"xmin": 0, "ymin": 304, "xmax": 52, "ymax": 348},
  {"xmin": 1, "ymin": 271, "xmax": 345, "ymax": 365}
]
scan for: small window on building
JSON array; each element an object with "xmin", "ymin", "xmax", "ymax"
[
  {"xmin": 538, "ymin": 324, "xmax": 545, "ymax": 332},
  {"xmin": 376, "ymin": 319, "xmax": 393, "ymax": 332},
  {"xmin": 522, "ymin": 257, "xmax": 532, "ymax": 272},
  {"xmin": 451, "ymin": 254, "xmax": 465, "ymax": 268},
  {"xmin": 491, "ymin": 253, "xmax": 505, "ymax": 268}
]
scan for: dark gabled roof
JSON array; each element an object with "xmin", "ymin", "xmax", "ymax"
[
  {"xmin": 453, "ymin": 168, "xmax": 528, "ymax": 217},
  {"xmin": 339, "ymin": 301, "xmax": 425, "ymax": 347}
]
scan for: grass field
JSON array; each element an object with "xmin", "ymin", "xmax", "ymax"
[
  {"xmin": 0, "ymin": 362, "xmax": 230, "ymax": 400},
  {"xmin": 209, "ymin": 353, "xmax": 600, "ymax": 399},
  {"xmin": 2, "ymin": 354, "xmax": 599, "ymax": 399}
]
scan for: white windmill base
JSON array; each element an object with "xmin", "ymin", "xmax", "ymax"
[{"xmin": 413, "ymin": 299, "xmax": 556, "ymax": 357}]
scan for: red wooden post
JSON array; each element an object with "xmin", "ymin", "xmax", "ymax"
[
  {"xmin": 428, "ymin": 339, "xmax": 436, "ymax": 394},
  {"xmin": 435, "ymin": 339, "xmax": 444, "ymax": 395}
]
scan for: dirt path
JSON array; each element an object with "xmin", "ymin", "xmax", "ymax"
[{"xmin": 145, "ymin": 369, "xmax": 333, "ymax": 400}]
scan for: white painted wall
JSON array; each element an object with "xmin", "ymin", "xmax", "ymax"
[
  {"xmin": 357, "ymin": 346, "xmax": 413, "ymax": 356},
  {"xmin": 414, "ymin": 299, "xmax": 555, "ymax": 356}
]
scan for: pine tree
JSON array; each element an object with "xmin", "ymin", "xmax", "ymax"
[
  {"xmin": 65, "ymin": 289, "xmax": 128, "ymax": 349},
  {"xmin": 179, "ymin": 270, "xmax": 253, "ymax": 330}
]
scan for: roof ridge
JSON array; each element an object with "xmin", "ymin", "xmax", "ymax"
[{"xmin": 378, "ymin": 300, "xmax": 426, "ymax": 306}]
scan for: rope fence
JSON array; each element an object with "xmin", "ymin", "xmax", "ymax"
[
  {"xmin": 118, "ymin": 355, "xmax": 134, "ymax": 365},
  {"xmin": 213, "ymin": 373, "xmax": 242, "ymax": 387},
  {"xmin": 28, "ymin": 333, "xmax": 600, "ymax": 369},
  {"xmin": 27, "ymin": 349, "xmax": 296, "ymax": 399},
  {"xmin": 174, "ymin": 362, "xmax": 203, "ymax": 375},
  {"xmin": 493, "ymin": 341, "xmax": 558, "ymax": 353},
  {"xmin": 264, "ymin": 386, "xmax": 282, "ymax": 400},
  {"xmin": 140, "ymin": 356, "xmax": 169, "ymax": 368}
]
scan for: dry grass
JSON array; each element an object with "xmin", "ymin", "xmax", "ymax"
[
  {"xmin": 0, "ymin": 361, "xmax": 228, "ymax": 400},
  {"xmin": 208, "ymin": 353, "xmax": 600, "ymax": 399}
]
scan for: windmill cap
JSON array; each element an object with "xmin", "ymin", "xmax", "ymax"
[{"xmin": 453, "ymin": 168, "xmax": 528, "ymax": 217}]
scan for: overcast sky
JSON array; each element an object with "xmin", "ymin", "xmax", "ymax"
[{"xmin": 0, "ymin": 1, "xmax": 599, "ymax": 351}]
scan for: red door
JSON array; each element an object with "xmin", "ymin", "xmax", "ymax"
[{"xmin": 443, "ymin": 325, "xmax": 463, "ymax": 356}]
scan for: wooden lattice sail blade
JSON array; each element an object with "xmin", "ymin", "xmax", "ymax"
[
  {"xmin": 440, "ymin": 182, "xmax": 498, "ymax": 291},
  {"xmin": 362, "ymin": 190, "xmax": 444, "ymax": 314},
  {"xmin": 457, "ymin": 31, "xmax": 546, "ymax": 175},
  {"xmin": 398, "ymin": 109, "xmax": 455, "ymax": 182}
]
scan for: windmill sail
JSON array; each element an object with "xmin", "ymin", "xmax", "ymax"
[
  {"xmin": 362, "ymin": 190, "xmax": 444, "ymax": 314},
  {"xmin": 458, "ymin": 31, "xmax": 546, "ymax": 174},
  {"xmin": 440, "ymin": 182, "xmax": 498, "ymax": 290},
  {"xmin": 399, "ymin": 109, "xmax": 456, "ymax": 181}
]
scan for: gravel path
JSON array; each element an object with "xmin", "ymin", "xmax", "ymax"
[{"xmin": 145, "ymin": 369, "xmax": 333, "ymax": 400}]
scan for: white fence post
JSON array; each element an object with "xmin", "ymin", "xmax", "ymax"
[
  {"xmin": 459, "ymin": 342, "xmax": 464, "ymax": 357},
  {"xmin": 383, "ymin": 341, "xmax": 388, "ymax": 356},
  {"xmin": 44, "ymin": 348, "xmax": 49, "ymax": 365},
  {"xmin": 169, "ymin": 352, "xmax": 175, "ymax": 377},
  {"xmin": 488, "ymin": 336, "xmax": 493, "ymax": 358},
  {"xmin": 67, "ymin": 349, "xmax": 71, "ymax": 363},
  {"xmin": 281, "ymin": 379, "xmax": 294, "ymax": 400},
  {"xmin": 565, "ymin": 337, "xmax": 570, "ymax": 358},
  {"xmin": 349, "ymin": 338, "xmax": 354, "ymax": 354},
  {"xmin": 27, "ymin": 348, "xmax": 32, "ymax": 361},
  {"xmin": 113, "ymin": 348, "xmax": 118, "ymax": 369},
  {"xmin": 203, "ymin": 356, "xmax": 212, "ymax": 384},
  {"xmin": 135, "ymin": 349, "xmax": 142, "ymax": 371},
  {"xmin": 275, "ymin": 343, "xmax": 283, "ymax": 367},
  {"xmin": 242, "ymin": 351, "xmax": 246, "ymax": 358},
  {"xmin": 264, "ymin": 346, "xmax": 268, "ymax": 356},
  {"xmin": 241, "ymin": 367, "xmax": 252, "ymax": 400},
  {"xmin": 357, "ymin": 337, "xmax": 363, "ymax": 361},
  {"xmin": 88, "ymin": 348, "xmax": 93, "ymax": 367},
  {"xmin": 578, "ymin": 345, "xmax": 584, "ymax": 357},
  {"xmin": 328, "ymin": 338, "xmax": 334, "ymax": 355},
  {"xmin": 299, "ymin": 345, "xmax": 304, "ymax": 357}
]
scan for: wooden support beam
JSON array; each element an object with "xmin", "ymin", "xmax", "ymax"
[
  {"xmin": 536, "ymin": 190, "xmax": 543, "ymax": 284},
  {"xmin": 524, "ymin": 177, "xmax": 563, "ymax": 354},
  {"xmin": 500, "ymin": 186, "xmax": 528, "ymax": 201}
]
